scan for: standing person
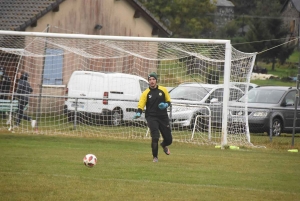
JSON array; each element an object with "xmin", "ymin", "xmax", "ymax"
[
  {"xmin": 133, "ymin": 72, "xmax": 172, "ymax": 162},
  {"xmin": 0, "ymin": 67, "xmax": 11, "ymax": 119},
  {"xmin": 0, "ymin": 67, "xmax": 12, "ymax": 100},
  {"xmin": 15, "ymin": 71, "xmax": 33, "ymax": 127}
]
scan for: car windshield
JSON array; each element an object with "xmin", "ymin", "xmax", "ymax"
[
  {"xmin": 239, "ymin": 88, "xmax": 285, "ymax": 103},
  {"xmin": 169, "ymin": 86, "xmax": 211, "ymax": 101}
]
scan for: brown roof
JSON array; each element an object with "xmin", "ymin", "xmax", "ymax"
[
  {"xmin": 0, "ymin": 0, "xmax": 64, "ymax": 31},
  {"xmin": 0, "ymin": 0, "xmax": 172, "ymax": 36}
]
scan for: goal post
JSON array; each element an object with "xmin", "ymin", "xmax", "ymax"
[
  {"xmin": 0, "ymin": 29, "xmax": 256, "ymax": 147},
  {"xmin": 221, "ymin": 41, "xmax": 232, "ymax": 147}
]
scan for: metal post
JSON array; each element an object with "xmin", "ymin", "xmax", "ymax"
[
  {"xmin": 269, "ymin": 118, "xmax": 272, "ymax": 142},
  {"xmin": 291, "ymin": 19, "xmax": 300, "ymax": 147},
  {"xmin": 291, "ymin": 85, "xmax": 299, "ymax": 147},
  {"xmin": 36, "ymin": 24, "xmax": 50, "ymax": 130},
  {"xmin": 242, "ymin": 13, "xmax": 244, "ymax": 36},
  {"xmin": 74, "ymin": 98, "xmax": 78, "ymax": 130}
]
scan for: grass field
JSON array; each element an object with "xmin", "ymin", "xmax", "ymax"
[
  {"xmin": 287, "ymin": 50, "xmax": 300, "ymax": 63},
  {"xmin": 0, "ymin": 133, "xmax": 299, "ymax": 201}
]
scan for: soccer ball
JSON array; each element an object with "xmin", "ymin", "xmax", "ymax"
[{"xmin": 83, "ymin": 154, "xmax": 97, "ymax": 168}]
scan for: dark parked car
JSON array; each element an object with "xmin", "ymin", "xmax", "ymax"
[{"xmin": 230, "ymin": 86, "xmax": 300, "ymax": 136}]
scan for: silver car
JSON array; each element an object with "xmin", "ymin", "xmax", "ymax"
[
  {"xmin": 231, "ymin": 82, "xmax": 258, "ymax": 91},
  {"xmin": 169, "ymin": 83, "xmax": 244, "ymax": 129}
]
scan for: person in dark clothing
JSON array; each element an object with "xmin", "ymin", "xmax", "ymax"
[
  {"xmin": 0, "ymin": 67, "xmax": 12, "ymax": 119},
  {"xmin": 0, "ymin": 67, "xmax": 12, "ymax": 100},
  {"xmin": 133, "ymin": 72, "xmax": 172, "ymax": 162},
  {"xmin": 15, "ymin": 71, "xmax": 33, "ymax": 127}
]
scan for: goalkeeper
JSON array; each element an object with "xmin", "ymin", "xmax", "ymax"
[{"xmin": 133, "ymin": 72, "xmax": 172, "ymax": 162}]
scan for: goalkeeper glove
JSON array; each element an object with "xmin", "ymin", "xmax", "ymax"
[
  {"xmin": 133, "ymin": 112, "xmax": 141, "ymax": 119},
  {"xmin": 158, "ymin": 102, "xmax": 168, "ymax": 110}
]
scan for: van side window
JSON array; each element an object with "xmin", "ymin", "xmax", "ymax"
[{"xmin": 140, "ymin": 80, "xmax": 149, "ymax": 92}]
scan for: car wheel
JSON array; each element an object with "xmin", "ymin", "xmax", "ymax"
[
  {"xmin": 271, "ymin": 118, "xmax": 282, "ymax": 136},
  {"xmin": 110, "ymin": 109, "xmax": 122, "ymax": 126}
]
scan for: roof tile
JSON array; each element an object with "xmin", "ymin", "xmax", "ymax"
[
  {"xmin": 0, "ymin": 0, "xmax": 64, "ymax": 31},
  {"xmin": 0, "ymin": 0, "xmax": 171, "ymax": 36}
]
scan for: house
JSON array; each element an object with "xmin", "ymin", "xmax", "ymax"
[
  {"xmin": 280, "ymin": 0, "xmax": 300, "ymax": 45},
  {"xmin": 210, "ymin": 0, "xmax": 235, "ymax": 30},
  {"xmin": 0, "ymin": 0, "xmax": 171, "ymax": 113},
  {"xmin": 0, "ymin": 0, "xmax": 171, "ymax": 37}
]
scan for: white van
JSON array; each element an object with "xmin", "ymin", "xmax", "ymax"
[{"xmin": 64, "ymin": 71, "xmax": 149, "ymax": 126}]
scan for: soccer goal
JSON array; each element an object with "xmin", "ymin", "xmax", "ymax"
[{"xmin": 0, "ymin": 29, "xmax": 256, "ymax": 147}]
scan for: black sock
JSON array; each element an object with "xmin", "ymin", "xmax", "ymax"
[{"xmin": 151, "ymin": 139, "xmax": 158, "ymax": 158}]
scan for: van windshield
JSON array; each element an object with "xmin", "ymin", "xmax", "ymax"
[
  {"xmin": 239, "ymin": 89, "xmax": 285, "ymax": 104},
  {"xmin": 140, "ymin": 80, "xmax": 149, "ymax": 92}
]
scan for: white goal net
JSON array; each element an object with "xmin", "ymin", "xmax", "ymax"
[{"xmin": 0, "ymin": 28, "xmax": 256, "ymax": 147}]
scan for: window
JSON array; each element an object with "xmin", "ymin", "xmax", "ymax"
[
  {"xmin": 139, "ymin": 80, "xmax": 149, "ymax": 92},
  {"xmin": 229, "ymin": 88, "xmax": 243, "ymax": 101},
  {"xmin": 290, "ymin": 20, "xmax": 295, "ymax": 33},
  {"xmin": 170, "ymin": 86, "xmax": 209, "ymax": 101},
  {"xmin": 43, "ymin": 49, "xmax": 63, "ymax": 85},
  {"xmin": 209, "ymin": 88, "xmax": 224, "ymax": 102},
  {"xmin": 284, "ymin": 91, "xmax": 296, "ymax": 105}
]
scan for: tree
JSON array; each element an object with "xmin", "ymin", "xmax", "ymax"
[
  {"xmin": 244, "ymin": 0, "xmax": 294, "ymax": 69},
  {"xmin": 216, "ymin": 20, "xmax": 239, "ymax": 38},
  {"xmin": 279, "ymin": 0, "xmax": 286, "ymax": 5},
  {"xmin": 141, "ymin": 0, "xmax": 215, "ymax": 38}
]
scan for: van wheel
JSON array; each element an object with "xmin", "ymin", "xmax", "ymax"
[{"xmin": 110, "ymin": 109, "xmax": 122, "ymax": 126}]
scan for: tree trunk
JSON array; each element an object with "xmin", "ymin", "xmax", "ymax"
[{"xmin": 271, "ymin": 57, "xmax": 276, "ymax": 71}]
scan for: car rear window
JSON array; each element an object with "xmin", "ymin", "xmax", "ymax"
[{"xmin": 169, "ymin": 86, "xmax": 211, "ymax": 101}]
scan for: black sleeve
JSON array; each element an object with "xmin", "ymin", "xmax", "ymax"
[{"xmin": 27, "ymin": 82, "xmax": 33, "ymax": 94}]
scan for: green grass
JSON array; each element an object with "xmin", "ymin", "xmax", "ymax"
[
  {"xmin": 251, "ymin": 79, "xmax": 296, "ymax": 87},
  {"xmin": 257, "ymin": 62, "xmax": 297, "ymax": 77},
  {"xmin": 0, "ymin": 133, "xmax": 299, "ymax": 201},
  {"xmin": 287, "ymin": 50, "xmax": 300, "ymax": 63},
  {"xmin": 257, "ymin": 50, "xmax": 299, "ymax": 82},
  {"xmin": 254, "ymin": 60, "xmax": 298, "ymax": 87}
]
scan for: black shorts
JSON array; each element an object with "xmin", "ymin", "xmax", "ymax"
[{"xmin": 146, "ymin": 116, "xmax": 171, "ymax": 140}]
